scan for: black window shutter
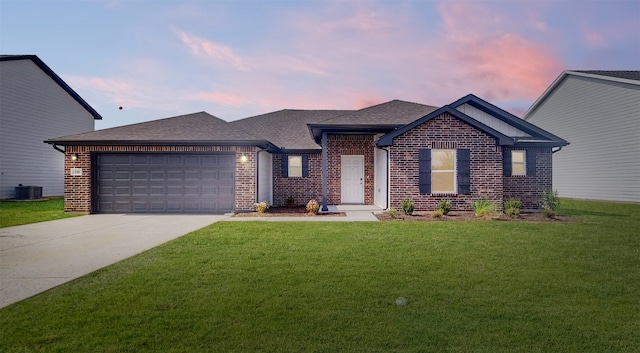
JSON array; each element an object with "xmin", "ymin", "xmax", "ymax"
[
  {"xmin": 503, "ymin": 149, "xmax": 512, "ymax": 176},
  {"xmin": 419, "ymin": 149, "xmax": 431, "ymax": 194},
  {"xmin": 302, "ymin": 155, "xmax": 309, "ymax": 177},
  {"xmin": 457, "ymin": 149, "xmax": 471, "ymax": 194},
  {"xmin": 526, "ymin": 149, "xmax": 537, "ymax": 176},
  {"xmin": 281, "ymin": 155, "xmax": 288, "ymax": 178}
]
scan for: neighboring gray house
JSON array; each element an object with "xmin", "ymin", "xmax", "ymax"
[
  {"xmin": 0, "ymin": 55, "xmax": 102, "ymax": 199},
  {"xmin": 524, "ymin": 70, "xmax": 640, "ymax": 203}
]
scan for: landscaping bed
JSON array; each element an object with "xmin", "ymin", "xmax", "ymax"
[
  {"xmin": 234, "ymin": 206, "xmax": 345, "ymax": 217},
  {"xmin": 376, "ymin": 210, "xmax": 576, "ymax": 222}
]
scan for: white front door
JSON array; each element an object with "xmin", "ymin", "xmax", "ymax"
[{"xmin": 341, "ymin": 155, "xmax": 364, "ymax": 204}]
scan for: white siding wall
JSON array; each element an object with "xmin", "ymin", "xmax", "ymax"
[
  {"xmin": 456, "ymin": 103, "xmax": 530, "ymax": 137},
  {"xmin": 374, "ymin": 147, "xmax": 388, "ymax": 209},
  {"xmin": 526, "ymin": 76, "xmax": 640, "ymax": 203},
  {"xmin": 257, "ymin": 151, "xmax": 273, "ymax": 205},
  {"xmin": 0, "ymin": 60, "xmax": 95, "ymax": 199}
]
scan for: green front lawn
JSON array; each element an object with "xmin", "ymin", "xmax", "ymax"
[
  {"xmin": 1, "ymin": 199, "xmax": 639, "ymax": 352},
  {"xmin": 0, "ymin": 198, "xmax": 79, "ymax": 228}
]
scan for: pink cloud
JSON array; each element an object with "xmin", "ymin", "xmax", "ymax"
[
  {"xmin": 176, "ymin": 30, "xmax": 252, "ymax": 71},
  {"xmin": 436, "ymin": 1, "xmax": 562, "ymax": 100},
  {"xmin": 64, "ymin": 75, "xmax": 138, "ymax": 107},
  {"xmin": 195, "ymin": 91, "xmax": 249, "ymax": 107}
]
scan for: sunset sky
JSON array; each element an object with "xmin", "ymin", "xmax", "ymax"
[{"xmin": 1, "ymin": 0, "xmax": 638, "ymax": 130}]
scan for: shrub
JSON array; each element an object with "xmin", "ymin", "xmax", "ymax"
[
  {"xmin": 306, "ymin": 199, "xmax": 320, "ymax": 214},
  {"xmin": 431, "ymin": 209, "xmax": 444, "ymax": 218},
  {"xmin": 254, "ymin": 201, "xmax": 269, "ymax": 213},
  {"xmin": 286, "ymin": 196, "xmax": 295, "ymax": 208},
  {"xmin": 387, "ymin": 207, "xmax": 398, "ymax": 218},
  {"xmin": 541, "ymin": 189, "xmax": 560, "ymax": 218},
  {"xmin": 472, "ymin": 200, "xmax": 496, "ymax": 218},
  {"xmin": 503, "ymin": 199, "xmax": 522, "ymax": 218},
  {"xmin": 438, "ymin": 199, "xmax": 452, "ymax": 215},
  {"xmin": 400, "ymin": 198, "xmax": 414, "ymax": 215}
]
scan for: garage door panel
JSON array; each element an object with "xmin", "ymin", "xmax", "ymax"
[
  {"xmin": 114, "ymin": 155, "xmax": 132, "ymax": 165},
  {"xmin": 220, "ymin": 171, "xmax": 234, "ymax": 181},
  {"xmin": 97, "ymin": 153, "xmax": 235, "ymax": 213},
  {"xmin": 166, "ymin": 155, "xmax": 182, "ymax": 165},
  {"xmin": 132, "ymin": 186, "xmax": 148, "ymax": 196},
  {"xmin": 184, "ymin": 170, "xmax": 201, "ymax": 180},
  {"xmin": 113, "ymin": 201, "xmax": 132, "ymax": 212},
  {"xmin": 132, "ymin": 155, "xmax": 149, "ymax": 165},
  {"xmin": 167, "ymin": 186, "xmax": 183, "ymax": 196},
  {"xmin": 132, "ymin": 171, "xmax": 149, "ymax": 180},
  {"xmin": 184, "ymin": 186, "xmax": 200, "ymax": 196},
  {"xmin": 115, "ymin": 171, "xmax": 132, "ymax": 181},
  {"xmin": 149, "ymin": 171, "xmax": 165, "ymax": 181},
  {"xmin": 219, "ymin": 155, "xmax": 235, "ymax": 167},
  {"xmin": 167, "ymin": 170, "xmax": 183, "ymax": 180},
  {"xmin": 149, "ymin": 201, "xmax": 166, "ymax": 212}
]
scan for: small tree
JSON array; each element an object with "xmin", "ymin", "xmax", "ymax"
[{"xmin": 541, "ymin": 189, "xmax": 560, "ymax": 218}]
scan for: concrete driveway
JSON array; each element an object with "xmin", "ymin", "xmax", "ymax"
[{"xmin": 0, "ymin": 214, "xmax": 227, "ymax": 309}]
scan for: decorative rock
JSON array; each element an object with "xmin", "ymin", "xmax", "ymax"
[{"xmin": 395, "ymin": 297, "xmax": 408, "ymax": 306}]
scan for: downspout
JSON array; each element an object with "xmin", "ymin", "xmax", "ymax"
[
  {"xmin": 321, "ymin": 131, "xmax": 329, "ymax": 212},
  {"xmin": 375, "ymin": 145, "xmax": 390, "ymax": 210}
]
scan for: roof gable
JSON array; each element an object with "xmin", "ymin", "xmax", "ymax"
[
  {"xmin": 0, "ymin": 55, "xmax": 102, "ymax": 120},
  {"xmin": 450, "ymin": 94, "xmax": 568, "ymax": 145},
  {"xmin": 307, "ymin": 99, "xmax": 438, "ymax": 143},
  {"xmin": 524, "ymin": 70, "xmax": 640, "ymax": 119},
  {"xmin": 377, "ymin": 105, "xmax": 514, "ymax": 147}
]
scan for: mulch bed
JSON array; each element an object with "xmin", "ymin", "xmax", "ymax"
[
  {"xmin": 234, "ymin": 207, "xmax": 575, "ymax": 222},
  {"xmin": 233, "ymin": 206, "xmax": 346, "ymax": 217},
  {"xmin": 375, "ymin": 211, "xmax": 576, "ymax": 222}
]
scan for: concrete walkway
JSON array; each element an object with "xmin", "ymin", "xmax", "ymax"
[
  {"xmin": 223, "ymin": 205, "xmax": 382, "ymax": 222},
  {"xmin": 0, "ymin": 214, "xmax": 227, "ymax": 309}
]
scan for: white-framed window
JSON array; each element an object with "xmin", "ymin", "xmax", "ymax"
[
  {"xmin": 288, "ymin": 156, "xmax": 302, "ymax": 177},
  {"xmin": 431, "ymin": 149, "xmax": 456, "ymax": 193},
  {"xmin": 511, "ymin": 150, "xmax": 526, "ymax": 176}
]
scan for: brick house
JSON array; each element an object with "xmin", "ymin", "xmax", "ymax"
[{"xmin": 45, "ymin": 94, "xmax": 567, "ymax": 214}]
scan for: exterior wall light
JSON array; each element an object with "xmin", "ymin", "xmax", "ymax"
[
  {"xmin": 240, "ymin": 155, "xmax": 248, "ymax": 163},
  {"xmin": 71, "ymin": 154, "xmax": 78, "ymax": 161}
]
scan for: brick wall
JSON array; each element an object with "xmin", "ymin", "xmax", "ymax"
[
  {"xmin": 62, "ymin": 145, "xmax": 257, "ymax": 213},
  {"xmin": 272, "ymin": 153, "xmax": 323, "ymax": 207},
  {"xmin": 387, "ymin": 113, "xmax": 503, "ymax": 211},
  {"xmin": 271, "ymin": 134, "xmax": 376, "ymax": 207},
  {"xmin": 503, "ymin": 147, "xmax": 553, "ymax": 210},
  {"xmin": 327, "ymin": 135, "xmax": 375, "ymax": 205}
]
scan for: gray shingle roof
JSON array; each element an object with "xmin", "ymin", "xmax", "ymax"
[
  {"xmin": 573, "ymin": 70, "xmax": 640, "ymax": 81},
  {"xmin": 47, "ymin": 112, "xmax": 266, "ymax": 144},
  {"xmin": 230, "ymin": 109, "xmax": 351, "ymax": 150},
  {"xmin": 317, "ymin": 99, "xmax": 438, "ymax": 125}
]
